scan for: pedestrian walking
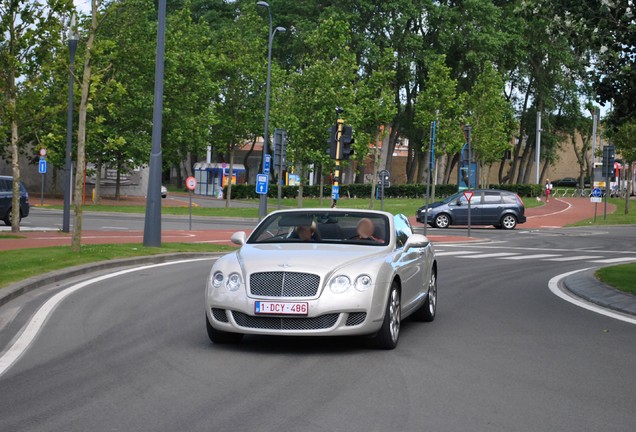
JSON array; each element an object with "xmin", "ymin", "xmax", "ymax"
[{"xmin": 545, "ymin": 179, "xmax": 553, "ymax": 202}]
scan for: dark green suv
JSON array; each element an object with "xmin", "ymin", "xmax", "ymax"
[{"xmin": 0, "ymin": 175, "xmax": 30, "ymax": 226}]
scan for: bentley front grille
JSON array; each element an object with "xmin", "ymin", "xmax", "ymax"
[
  {"xmin": 250, "ymin": 272, "xmax": 320, "ymax": 297},
  {"xmin": 232, "ymin": 311, "xmax": 339, "ymax": 330}
]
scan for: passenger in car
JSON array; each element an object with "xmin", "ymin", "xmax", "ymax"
[
  {"xmin": 352, "ymin": 218, "xmax": 383, "ymax": 242},
  {"xmin": 292, "ymin": 224, "xmax": 320, "ymax": 241}
]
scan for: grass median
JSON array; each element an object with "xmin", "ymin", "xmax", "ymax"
[
  {"xmin": 596, "ymin": 264, "xmax": 636, "ymax": 296},
  {"xmin": 0, "ymin": 243, "xmax": 235, "ymax": 290}
]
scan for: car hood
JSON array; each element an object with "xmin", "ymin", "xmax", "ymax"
[
  {"xmin": 418, "ymin": 200, "xmax": 445, "ymax": 212},
  {"xmin": 235, "ymin": 243, "xmax": 387, "ymax": 275}
]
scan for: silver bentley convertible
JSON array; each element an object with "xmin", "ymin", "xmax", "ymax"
[{"xmin": 205, "ymin": 208, "xmax": 437, "ymax": 349}]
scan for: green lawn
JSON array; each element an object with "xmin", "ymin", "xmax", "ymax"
[
  {"xmin": 0, "ymin": 243, "xmax": 234, "ymax": 289},
  {"xmin": 570, "ymin": 197, "xmax": 636, "ymax": 226},
  {"xmin": 596, "ymin": 263, "xmax": 636, "ymax": 296}
]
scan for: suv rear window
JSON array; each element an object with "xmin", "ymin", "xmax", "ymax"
[{"xmin": 502, "ymin": 194, "xmax": 520, "ymax": 205}]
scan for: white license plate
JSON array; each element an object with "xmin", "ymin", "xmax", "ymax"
[{"xmin": 254, "ymin": 301, "xmax": 308, "ymax": 315}]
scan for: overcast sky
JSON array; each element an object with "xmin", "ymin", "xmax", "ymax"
[{"xmin": 74, "ymin": 0, "xmax": 91, "ymax": 14}]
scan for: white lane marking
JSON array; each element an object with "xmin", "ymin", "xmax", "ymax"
[
  {"xmin": 0, "ymin": 258, "xmax": 215, "ymax": 379},
  {"xmin": 460, "ymin": 252, "xmax": 521, "ymax": 258},
  {"xmin": 589, "ymin": 257, "xmax": 636, "ymax": 264},
  {"xmin": 500, "ymin": 254, "xmax": 560, "ymax": 260},
  {"xmin": 548, "ymin": 269, "xmax": 636, "ymax": 325},
  {"xmin": 545, "ymin": 256, "xmax": 603, "ymax": 262},
  {"xmin": 526, "ymin": 198, "xmax": 572, "ymax": 219}
]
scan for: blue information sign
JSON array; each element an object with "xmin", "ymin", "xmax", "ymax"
[
  {"xmin": 256, "ymin": 173, "xmax": 269, "ymax": 195},
  {"xmin": 331, "ymin": 185, "xmax": 339, "ymax": 200},
  {"xmin": 592, "ymin": 187, "xmax": 602, "ymax": 198},
  {"xmin": 38, "ymin": 159, "xmax": 47, "ymax": 174},
  {"xmin": 264, "ymin": 154, "xmax": 271, "ymax": 175}
]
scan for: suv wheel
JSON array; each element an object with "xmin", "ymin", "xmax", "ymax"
[
  {"xmin": 501, "ymin": 214, "xmax": 517, "ymax": 230},
  {"xmin": 434, "ymin": 213, "xmax": 450, "ymax": 229}
]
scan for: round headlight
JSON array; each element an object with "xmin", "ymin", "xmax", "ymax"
[
  {"xmin": 211, "ymin": 271, "xmax": 224, "ymax": 288},
  {"xmin": 354, "ymin": 274, "xmax": 372, "ymax": 291},
  {"xmin": 227, "ymin": 272, "xmax": 242, "ymax": 291},
  {"xmin": 329, "ymin": 275, "xmax": 351, "ymax": 294}
]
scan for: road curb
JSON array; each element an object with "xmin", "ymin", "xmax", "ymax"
[
  {"xmin": 562, "ymin": 267, "xmax": 636, "ymax": 317},
  {"xmin": 0, "ymin": 253, "xmax": 221, "ymax": 309}
]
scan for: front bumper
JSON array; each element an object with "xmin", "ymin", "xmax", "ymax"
[{"xmin": 206, "ymin": 288, "xmax": 386, "ymax": 337}]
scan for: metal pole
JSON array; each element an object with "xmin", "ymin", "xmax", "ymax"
[
  {"xmin": 591, "ymin": 109, "xmax": 598, "ymax": 186},
  {"xmin": 257, "ymin": 3, "xmax": 285, "ymax": 220},
  {"xmin": 535, "ymin": 111, "xmax": 542, "ymax": 184},
  {"xmin": 63, "ymin": 15, "xmax": 78, "ymax": 233},
  {"xmin": 143, "ymin": 0, "xmax": 166, "ymax": 247},
  {"xmin": 464, "ymin": 125, "xmax": 472, "ymax": 238}
]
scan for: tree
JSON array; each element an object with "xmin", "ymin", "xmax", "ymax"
[
  {"xmin": 465, "ymin": 62, "xmax": 515, "ymax": 187},
  {"xmin": 415, "ymin": 55, "xmax": 465, "ymax": 188},
  {"xmin": 0, "ymin": 0, "xmax": 71, "ymax": 232},
  {"xmin": 72, "ymin": 0, "xmax": 105, "ymax": 252},
  {"xmin": 611, "ymin": 121, "xmax": 636, "ymax": 214}
]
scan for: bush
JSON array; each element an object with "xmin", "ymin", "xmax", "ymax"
[{"xmin": 225, "ymin": 183, "xmax": 541, "ymax": 199}]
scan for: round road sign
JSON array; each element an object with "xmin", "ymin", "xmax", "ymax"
[
  {"xmin": 591, "ymin": 187, "xmax": 602, "ymax": 198},
  {"xmin": 186, "ymin": 176, "xmax": 197, "ymax": 191},
  {"xmin": 39, "ymin": 148, "xmax": 47, "ymax": 157}
]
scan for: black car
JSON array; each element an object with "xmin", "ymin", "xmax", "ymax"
[
  {"xmin": 416, "ymin": 189, "xmax": 526, "ymax": 230},
  {"xmin": 552, "ymin": 177, "xmax": 578, "ymax": 187},
  {"xmin": 0, "ymin": 175, "xmax": 30, "ymax": 226}
]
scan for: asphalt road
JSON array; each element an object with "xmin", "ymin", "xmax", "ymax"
[{"xmin": 0, "ymin": 227, "xmax": 635, "ymax": 431}]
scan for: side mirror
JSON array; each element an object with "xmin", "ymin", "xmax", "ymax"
[
  {"xmin": 404, "ymin": 234, "xmax": 430, "ymax": 251},
  {"xmin": 455, "ymin": 199, "xmax": 463, "ymax": 206},
  {"xmin": 230, "ymin": 231, "xmax": 247, "ymax": 245}
]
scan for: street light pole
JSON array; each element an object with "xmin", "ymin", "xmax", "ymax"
[
  {"xmin": 63, "ymin": 14, "xmax": 79, "ymax": 233},
  {"xmin": 143, "ymin": 0, "xmax": 166, "ymax": 247},
  {"xmin": 257, "ymin": 1, "xmax": 285, "ymax": 220}
]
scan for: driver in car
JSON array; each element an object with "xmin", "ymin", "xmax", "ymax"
[{"xmin": 352, "ymin": 218, "xmax": 383, "ymax": 243}]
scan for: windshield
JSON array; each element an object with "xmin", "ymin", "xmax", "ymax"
[{"xmin": 248, "ymin": 211, "xmax": 390, "ymax": 246}]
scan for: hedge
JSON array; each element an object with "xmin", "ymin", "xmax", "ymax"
[{"xmin": 223, "ymin": 183, "xmax": 542, "ymax": 200}]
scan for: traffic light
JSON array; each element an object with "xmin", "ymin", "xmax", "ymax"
[
  {"xmin": 341, "ymin": 125, "xmax": 354, "ymax": 160},
  {"xmin": 274, "ymin": 129, "xmax": 287, "ymax": 171},
  {"xmin": 327, "ymin": 125, "xmax": 338, "ymax": 158},
  {"xmin": 602, "ymin": 145, "xmax": 615, "ymax": 178}
]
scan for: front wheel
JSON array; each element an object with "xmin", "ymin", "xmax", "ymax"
[
  {"xmin": 206, "ymin": 315, "xmax": 243, "ymax": 344},
  {"xmin": 434, "ymin": 213, "xmax": 450, "ymax": 229},
  {"xmin": 413, "ymin": 270, "xmax": 437, "ymax": 322},
  {"xmin": 372, "ymin": 282, "xmax": 401, "ymax": 350},
  {"xmin": 501, "ymin": 214, "xmax": 517, "ymax": 230}
]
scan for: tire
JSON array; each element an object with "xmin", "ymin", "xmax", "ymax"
[
  {"xmin": 413, "ymin": 269, "xmax": 437, "ymax": 322},
  {"xmin": 434, "ymin": 213, "xmax": 450, "ymax": 229},
  {"xmin": 372, "ymin": 282, "xmax": 401, "ymax": 350},
  {"xmin": 206, "ymin": 315, "xmax": 243, "ymax": 344},
  {"xmin": 500, "ymin": 214, "xmax": 517, "ymax": 230}
]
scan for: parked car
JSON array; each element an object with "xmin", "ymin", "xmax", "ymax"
[
  {"xmin": 0, "ymin": 175, "xmax": 30, "ymax": 226},
  {"xmin": 416, "ymin": 189, "xmax": 526, "ymax": 230},
  {"xmin": 205, "ymin": 208, "xmax": 437, "ymax": 350},
  {"xmin": 552, "ymin": 177, "xmax": 578, "ymax": 187},
  {"xmin": 161, "ymin": 185, "xmax": 167, "ymax": 198}
]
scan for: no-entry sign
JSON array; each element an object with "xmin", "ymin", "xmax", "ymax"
[{"xmin": 186, "ymin": 176, "xmax": 197, "ymax": 191}]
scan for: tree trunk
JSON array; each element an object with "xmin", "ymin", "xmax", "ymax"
[
  {"xmin": 7, "ymin": 17, "xmax": 21, "ymax": 233},
  {"xmin": 72, "ymin": 0, "xmax": 98, "ymax": 252},
  {"xmin": 225, "ymin": 146, "xmax": 235, "ymax": 208},
  {"xmin": 509, "ymin": 76, "xmax": 533, "ymax": 184},
  {"xmin": 115, "ymin": 159, "xmax": 121, "ymax": 200},
  {"xmin": 94, "ymin": 158, "xmax": 101, "ymax": 204}
]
